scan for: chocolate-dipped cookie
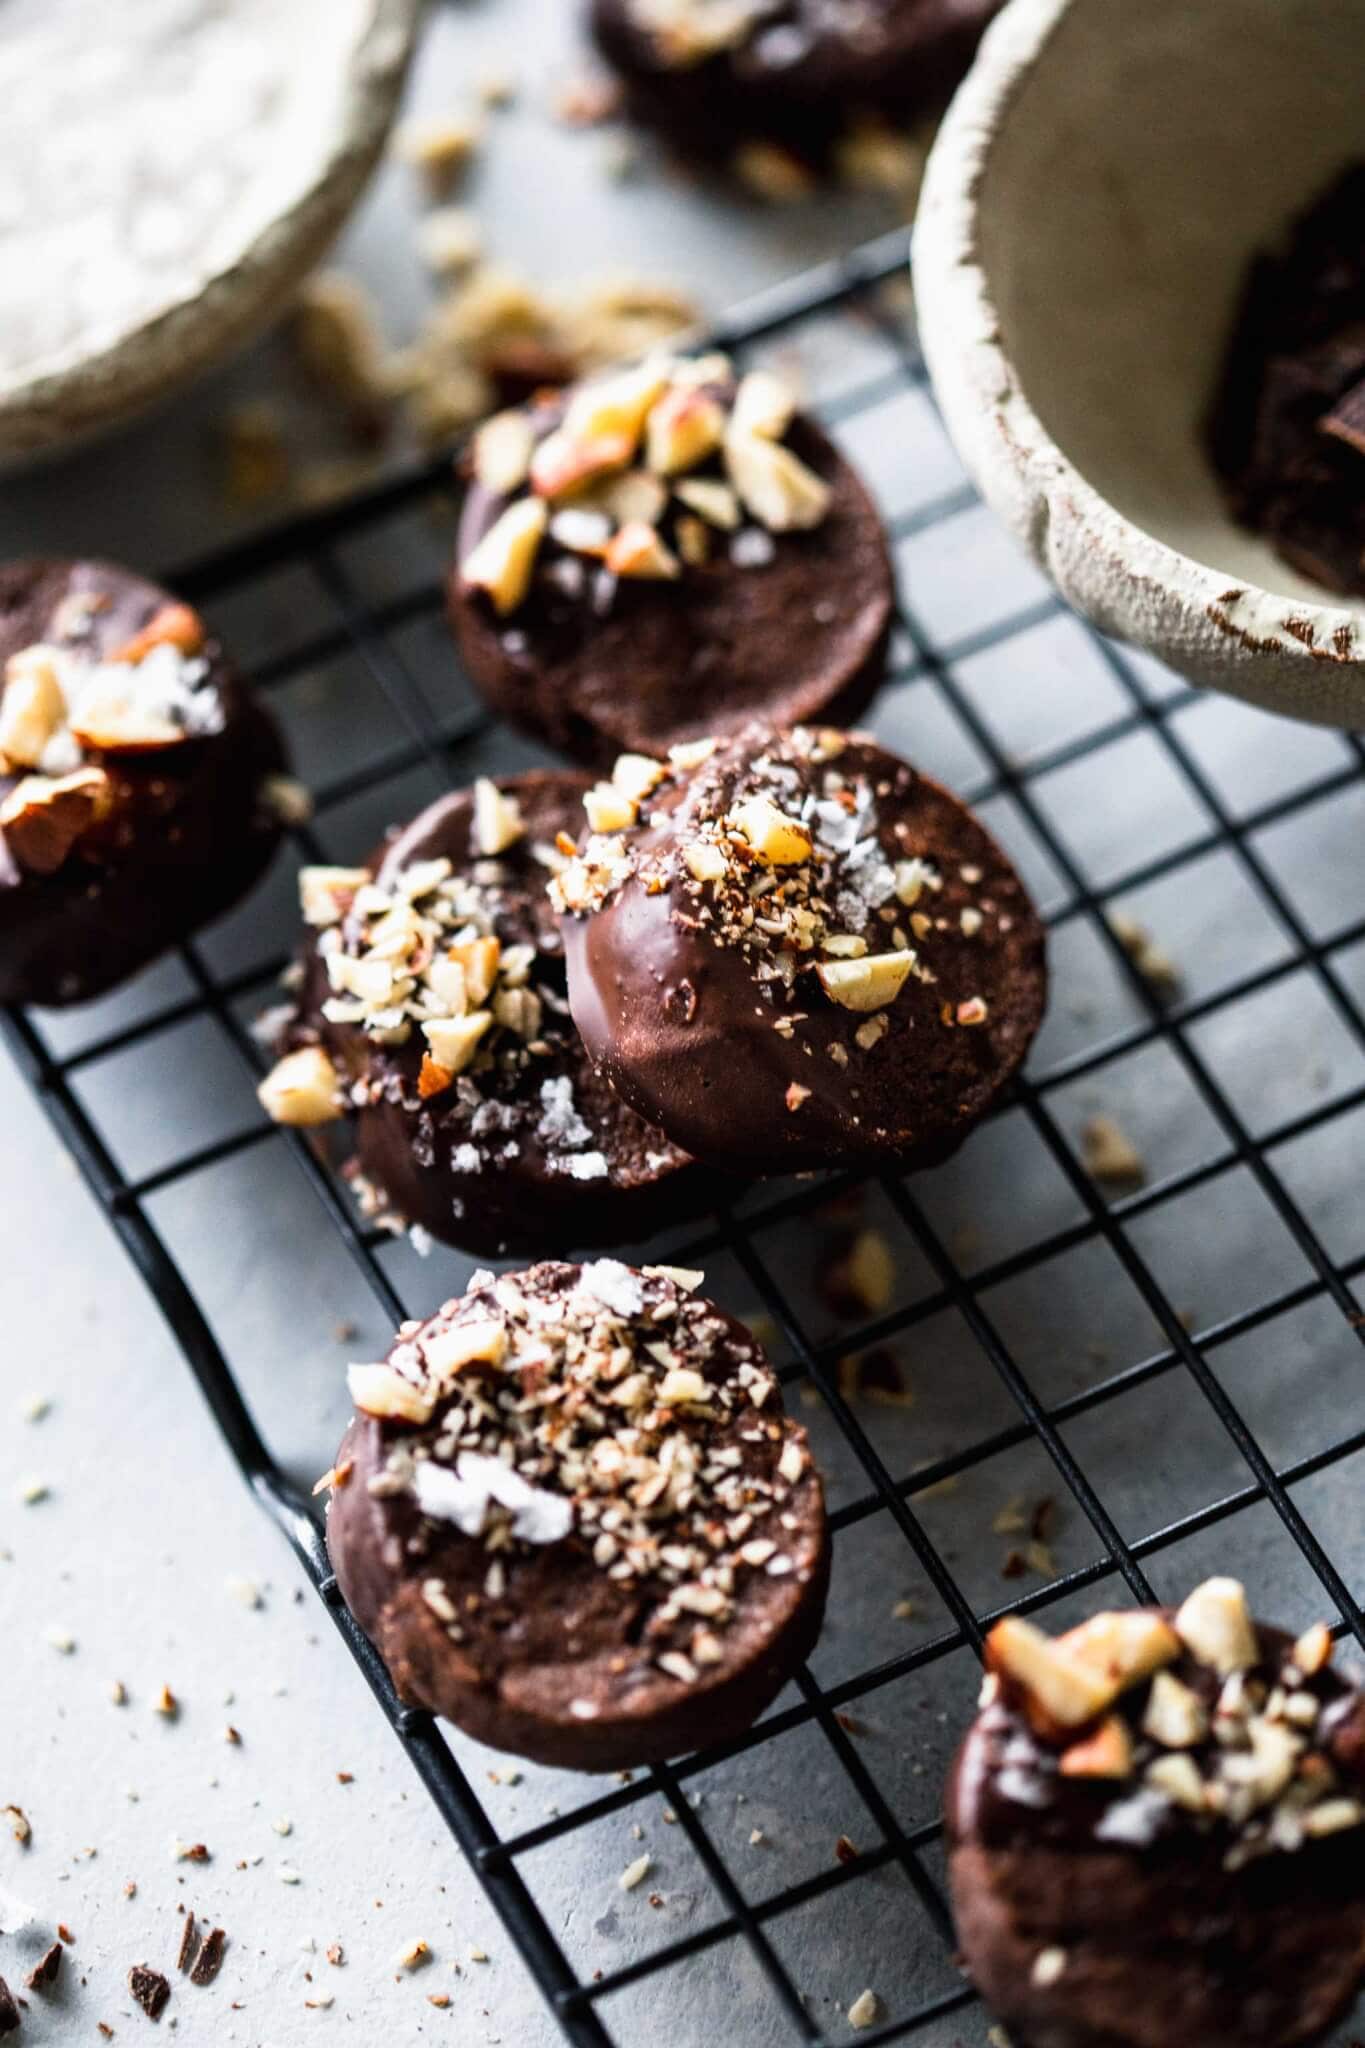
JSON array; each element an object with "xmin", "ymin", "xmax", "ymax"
[
  {"xmin": 326, "ymin": 1258, "xmax": 829, "ymax": 1769},
  {"xmin": 0, "ymin": 559, "xmax": 286, "ymax": 1006},
  {"xmin": 553, "ymin": 722, "xmax": 1046, "ymax": 1175},
  {"xmin": 948, "ymin": 1580, "xmax": 1365, "ymax": 2048},
  {"xmin": 258, "ymin": 773, "xmax": 712, "ymax": 1258},
  {"xmin": 590, "ymin": 0, "xmax": 1003, "ymax": 179},
  {"xmin": 448, "ymin": 351, "xmax": 893, "ymax": 771}
]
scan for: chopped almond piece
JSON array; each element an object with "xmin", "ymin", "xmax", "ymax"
[
  {"xmin": 645, "ymin": 386, "xmax": 726, "ymax": 476},
  {"xmin": 1056, "ymin": 1610, "xmax": 1180, "ymax": 1688},
  {"xmin": 68, "ymin": 698, "xmax": 188, "ymax": 753},
  {"xmin": 472, "ymin": 410, "xmax": 536, "ymax": 494},
  {"xmin": 584, "ymin": 783, "xmax": 637, "ymax": 834},
  {"xmin": 472, "ymin": 777, "xmax": 525, "ymax": 856},
  {"xmin": 418, "ymin": 1054, "xmax": 455, "ymax": 1100},
  {"xmin": 1142, "ymin": 1670, "xmax": 1209, "ymax": 1749},
  {"xmin": 0, "ymin": 767, "xmax": 113, "ymax": 874},
  {"xmin": 448, "ymin": 933, "xmax": 502, "ymax": 1005},
  {"xmin": 1292, "ymin": 1621, "xmax": 1333, "ymax": 1678},
  {"xmin": 564, "ymin": 359, "xmax": 672, "ymax": 454},
  {"xmin": 461, "ymin": 500, "xmax": 548, "ymax": 616},
  {"xmin": 257, "ymin": 1046, "xmax": 343, "ymax": 1128},
  {"xmin": 0, "ymin": 647, "xmax": 66, "ymax": 768},
  {"xmin": 422, "ymin": 1319, "xmax": 507, "ymax": 1377},
  {"xmin": 674, "ymin": 477, "xmax": 741, "ymax": 530},
  {"xmin": 724, "ymin": 427, "xmax": 830, "ymax": 531},
  {"xmin": 984, "ymin": 1616, "xmax": 1117, "ymax": 1733},
  {"xmin": 347, "ymin": 1363, "xmax": 434, "ymax": 1424},
  {"xmin": 530, "ymin": 428, "xmax": 635, "ymax": 501},
  {"xmin": 604, "ymin": 521, "xmax": 680, "ymax": 581},
  {"xmin": 817, "ymin": 951, "xmax": 915, "ymax": 1014},
  {"xmin": 422, "ymin": 1010, "xmax": 493, "ymax": 1075},
  {"xmin": 109, "ymin": 602, "xmax": 205, "ymax": 664},
  {"xmin": 1174, "ymin": 1577, "xmax": 1259, "ymax": 1676},
  {"xmin": 730, "ymin": 370, "xmax": 796, "ymax": 442},
  {"xmin": 730, "ymin": 795, "xmax": 812, "ymax": 866},
  {"xmin": 1058, "ymin": 1714, "xmax": 1134, "ymax": 1779}
]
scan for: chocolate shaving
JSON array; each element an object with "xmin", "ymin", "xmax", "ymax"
[
  {"xmin": 25, "ymin": 1943, "xmax": 61, "ymax": 1992},
  {"xmin": 0, "ymin": 1978, "xmax": 19, "ymax": 2035},
  {"xmin": 189, "ymin": 1928, "xmax": 226, "ymax": 1988},
  {"xmin": 177, "ymin": 1913, "xmax": 197, "ymax": 1975},
  {"xmin": 128, "ymin": 1964, "xmax": 171, "ymax": 2020}
]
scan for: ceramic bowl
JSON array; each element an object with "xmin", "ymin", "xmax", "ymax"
[
  {"xmin": 0, "ymin": 0, "xmax": 419, "ymax": 467},
  {"xmin": 913, "ymin": 0, "xmax": 1365, "ymax": 727}
]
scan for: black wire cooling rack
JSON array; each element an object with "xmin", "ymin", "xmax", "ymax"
[{"xmin": 6, "ymin": 227, "xmax": 1365, "ymax": 2046}]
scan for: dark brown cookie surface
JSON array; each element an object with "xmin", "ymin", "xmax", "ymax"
[
  {"xmin": 260, "ymin": 773, "xmax": 712, "ymax": 1259},
  {"xmin": 0, "ymin": 558, "xmax": 286, "ymax": 1006},
  {"xmin": 555, "ymin": 722, "xmax": 1046, "ymax": 1174},
  {"xmin": 591, "ymin": 0, "xmax": 1004, "ymax": 174},
  {"xmin": 448, "ymin": 352, "xmax": 893, "ymax": 771},
  {"xmin": 326, "ymin": 1259, "xmax": 829, "ymax": 1770},
  {"xmin": 1208, "ymin": 163, "xmax": 1365, "ymax": 597},
  {"xmin": 948, "ymin": 1582, "xmax": 1365, "ymax": 2048}
]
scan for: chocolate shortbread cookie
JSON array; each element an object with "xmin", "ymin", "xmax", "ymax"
[
  {"xmin": 1209, "ymin": 163, "xmax": 1365, "ymax": 597},
  {"xmin": 590, "ymin": 0, "xmax": 1004, "ymax": 179},
  {"xmin": 0, "ymin": 559, "xmax": 286, "ymax": 1006},
  {"xmin": 326, "ymin": 1259, "xmax": 829, "ymax": 1769},
  {"xmin": 448, "ymin": 351, "xmax": 893, "ymax": 771},
  {"xmin": 258, "ymin": 773, "xmax": 712, "ymax": 1258},
  {"xmin": 948, "ymin": 1580, "xmax": 1365, "ymax": 2048},
  {"xmin": 553, "ymin": 722, "xmax": 1046, "ymax": 1174}
]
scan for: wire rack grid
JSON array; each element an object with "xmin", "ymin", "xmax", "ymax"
[{"xmin": 6, "ymin": 227, "xmax": 1365, "ymax": 2046}]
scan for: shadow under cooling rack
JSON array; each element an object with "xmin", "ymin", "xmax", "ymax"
[{"xmin": 6, "ymin": 227, "xmax": 1365, "ymax": 2048}]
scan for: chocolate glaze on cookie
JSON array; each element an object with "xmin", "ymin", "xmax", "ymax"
[
  {"xmin": 327, "ymin": 1259, "xmax": 829, "ymax": 1770},
  {"xmin": 263, "ymin": 773, "xmax": 712, "ymax": 1259},
  {"xmin": 449, "ymin": 352, "xmax": 893, "ymax": 771},
  {"xmin": 591, "ymin": 0, "xmax": 1004, "ymax": 176},
  {"xmin": 948, "ymin": 1582, "xmax": 1365, "ymax": 2048},
  {"xmin": 0, "ymin": 559, "xmax": 285, "ymax": 1006},
  {"xmin": 554, "ymin": 722, "xmax": 1046, "ymax": 1174}
]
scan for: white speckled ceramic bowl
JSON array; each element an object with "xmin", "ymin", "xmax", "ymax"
[
  {"xmin": 913, "ymin": 0, "xmax": 1365, "ymax": 727},
  {"xmin": 0, "ymin": 0, "xmax": 419, "ymax": 467}
]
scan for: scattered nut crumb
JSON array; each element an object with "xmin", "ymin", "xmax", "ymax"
[
  {"xmin": 2, "ymin": 1807, "xmax": 30, "ymax": 1846},
  {"xmin": 397, "ymin": 1939, "xmax": 431, "ymax": 1972},
  {"xmin": 619, "ymin": 1854, "xmax": 651, "ymax": 1891},
  {"xmin": 1081, "ymin": 1113, "xmax": 1146, "ymax": 1190},
  {"xmin": 847, "ymin": 1987, "xmax": 882, "ymax": 2029},
  {"xmin": 153, "ymin": 1686, "xmax": 178, "ymax": 1719}
]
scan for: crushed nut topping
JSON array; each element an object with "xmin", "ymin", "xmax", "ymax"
[
  {"xmin": 0, "ymin": 606, "xmax": 218, "ymax": 779},
  {"xmin": 262, "ymin": 798, "xmax": 622, "ymax": 1186},
  {"xmin": 460, "ymin": 349, "xmax": 828, "ymax": 623},
  {"xmin": 981, "ymin": 1579, "xmax": 1365, "ymax": 1870},
  {"xmin": 349, "ymin": 1261, "xmax": 815, "ymax": 1677},
  {"xmin": 551, "ymin": 727, "xmax": 995, "ymax": 1057}
]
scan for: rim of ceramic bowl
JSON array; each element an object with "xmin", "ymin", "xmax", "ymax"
[
  {"xmin": 913, "ymin": 0, "xmax": 1365, "ymax": 727},
  {"xmin": 0, "ymin": 0, "xmax": 422, "ymax": 468}
]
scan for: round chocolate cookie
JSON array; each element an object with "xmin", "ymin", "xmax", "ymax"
[
  {"xmin": 326, "ymin": 1258, "xmax": 830, "ymax": 1770},
  {"xmin": 258, "ymin": 772, "xmax": 713, "ymax": 1259},
  {"xmin": 0, "ymin": 559, "xmax": 286, "ymax": 1006},
  {"xmin": 590, "ymin": 0, "xmax": 1003, "ymax": 177},
  {"xmin": 948, "ymin": 1580, "xmax": 1365, "ymax": 2048},
  {"xmin": 448, "ymin": 351, "xmax": 893, "ymax": 771},
  {"xmin": 553, "ymin": 721, "xmax": 1046, "ymax": 1175}
]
